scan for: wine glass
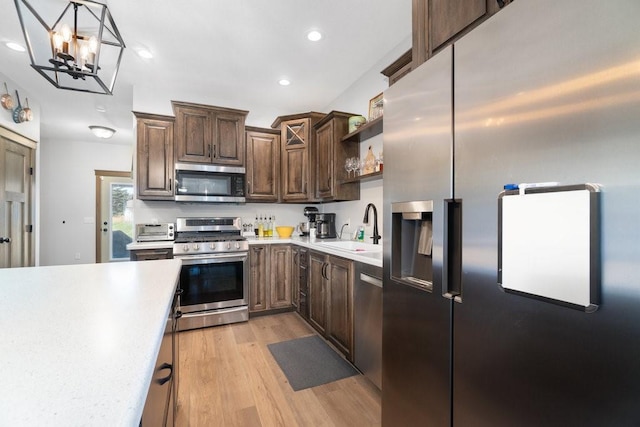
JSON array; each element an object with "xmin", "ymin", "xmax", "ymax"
[{"xmin": 345, "ymin": 157, "xmax": 353, "ymax": 178}]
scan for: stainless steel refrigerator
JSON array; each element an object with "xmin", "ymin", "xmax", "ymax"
[{"xmin": 382, "ymin": 0, "xmax": 640, "ymax": 425}]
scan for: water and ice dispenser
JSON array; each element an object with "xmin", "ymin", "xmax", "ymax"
[{"xmin": 391, "ymin": 201, "xmax": 435, "ymax": 291}]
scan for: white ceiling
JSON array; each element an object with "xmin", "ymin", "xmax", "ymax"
[{"xmin": 0, "ymin": 0, "xmax": 411, "ymax": 146}]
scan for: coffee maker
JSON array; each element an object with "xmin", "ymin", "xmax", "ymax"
[
  {"xmin": 301, "ymin": 207, "xmax": 319, "ymax": 236},
  {"xmin": 316, "ymin": 213, "xmax": 337, "ymax": 239}
]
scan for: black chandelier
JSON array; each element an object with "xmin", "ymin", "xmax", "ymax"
[{"xmin": 14, "ymin": 0, "xmax": 125, "ymax": 95}]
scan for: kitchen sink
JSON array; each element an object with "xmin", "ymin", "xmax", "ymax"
[{"xmin": 319, "ymin": 241, "xmax": 382, "ymax": 253}]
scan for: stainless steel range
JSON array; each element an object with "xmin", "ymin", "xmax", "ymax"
[{"xmin": 173, "ymin": 217, "xmax": 249, "ymax": 330}]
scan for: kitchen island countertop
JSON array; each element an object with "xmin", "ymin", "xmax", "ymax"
[{"xmin": 0, "ymin": 259, "xmax": 182, "ymax": 426}]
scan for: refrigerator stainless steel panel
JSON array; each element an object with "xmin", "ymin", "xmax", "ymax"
[
  {"xmin": 382, "ymin": 46, "xmax": 453, "ymax": 426},
  {"xmin": 453, "ymin": 0, "xmax": 640, "ymax": 425}
]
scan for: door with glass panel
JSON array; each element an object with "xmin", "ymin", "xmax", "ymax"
[{"xmin": 96, "ymin": 171, "xmax": 133, "ymax": 263}]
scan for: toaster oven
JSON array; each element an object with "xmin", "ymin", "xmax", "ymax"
[{"xmin": 136, "ymin": 223, "xmax": 175, "ymax": 242}]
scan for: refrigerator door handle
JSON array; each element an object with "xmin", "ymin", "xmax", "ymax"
[{"xmin": 443, "ymin": 199, "xmax": 463, "ymax": 303}]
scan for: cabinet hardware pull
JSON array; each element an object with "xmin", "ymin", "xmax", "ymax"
[
  {"xmin": 156, "ymin": 363, "xmax": 173, "ymax": 385},
  {"xmin": 443, "ymin": 199, "xmax": 463, "ymax": 303}
]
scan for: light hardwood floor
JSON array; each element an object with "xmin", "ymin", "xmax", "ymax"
[{"xmin": 176, "ymin": 312, "xmax": 381, "ymax": 427}]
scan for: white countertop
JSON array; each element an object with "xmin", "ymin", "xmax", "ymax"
[
  {"xmin": 127, "ymin": 236, "xmax": 383, "ymax": 267},
  {"xmin": 247, "ymin": 236, "xmax": 383, "ymax": 267},
  {"xmin": 0, "ymin": 259, "xmax": 182, "ymax": 427}
]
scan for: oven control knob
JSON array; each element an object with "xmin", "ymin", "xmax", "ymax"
[
  {"xmin": 209, "ymin": 243, "xmax": 216, "ymax": 250},
  {"xmin": 193, "ymin": 244, "xmax": 200, "ymax": 251},
  {"xmin": 235, "ymin": 242, "xmax": 240, "ymax": 249},
  {"xmin": 183, "ymin": 244, "xmax": 189, "ymax": 252},
  {"xmin": 226, "ymin": 242, "xmax": 231, "ymax": 250}
]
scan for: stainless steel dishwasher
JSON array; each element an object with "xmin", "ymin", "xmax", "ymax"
[{"xmin": 354, "ymin": 263, "xmax": 383, "ymax": 390}]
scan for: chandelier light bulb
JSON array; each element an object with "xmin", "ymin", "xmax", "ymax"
[
  {"xmin": 52, "ymin": 32, "xmax": 63, "ymax": 50},
  {"xmin": 88, "ymin": 36, "xmax": 98, "ymax": 54},
  {"xmin": 60, "ymin": 24, "xmax": 72, "ymax": 43}
]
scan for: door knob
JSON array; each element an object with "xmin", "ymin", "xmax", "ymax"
[
  {"xmin": 102, "ymin": 228, "xmax": 108, "ymax": 232},
  {"xmin": 103, "ymin": 221, "xmax": 108, "ymax": 225},
  {"xmin": 0, "ymin": 237, "xmax": 10, "ymax": 243}
]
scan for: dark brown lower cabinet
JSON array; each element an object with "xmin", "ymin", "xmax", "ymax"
[
  {"xmin": 308, "ymin": 250, "xmax": 354, "ymax": 361},
  {"xmin": 249, "ymin": 244, "xmax": 293, "ymax": 313}
]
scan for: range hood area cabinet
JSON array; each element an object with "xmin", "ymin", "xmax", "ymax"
[
  {"xmin": 272, "ymin": 112, "xmax": 325, "ymax": 202},
  {"xmin": 134, "ymin": 112, "xmax": 175, "ymax": 200},
  {"xmin": 314, "ymin": 111, "xmax": 360, "ymax": 201},
  {"xmin": 172, "ymin": 101, "xmax": 248, "ymax": 167},
  {"xmin": 245, "ymin": 126, "xmax": 281, "ymax": 202}
]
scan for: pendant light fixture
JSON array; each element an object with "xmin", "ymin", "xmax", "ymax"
[{"xmin": 14, "ymin": 0, "xmax": 125, "ymax": 95}]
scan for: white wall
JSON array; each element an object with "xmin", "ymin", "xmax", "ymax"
[{"xmin": 39, "ymin": 138, "xmax": 132, "ymax": 265}]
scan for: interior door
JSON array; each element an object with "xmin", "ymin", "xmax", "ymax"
[
  {"xmin": 0, "ymin": 132, "xmax": 34, "ymax": 268},
  {"xmin": 96, "ymin": 171, "xmax": 133, "ymax": 263}
]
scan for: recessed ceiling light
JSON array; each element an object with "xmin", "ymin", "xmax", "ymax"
[
  {"xmin": 278, "ymin": 79, "xmax": 291, "ymax": 86},
  {"xmin": 6, "ymin": 42, "xmax": 26, "ymax": 52},
  {"xmin": 307, "ymin": 30, "xmax": 322, "ymax": 42},
  {"xmin": 136, "ymin": 48, "xmax": 153, "ymax": 59}
]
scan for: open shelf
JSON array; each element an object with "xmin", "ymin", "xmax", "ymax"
[
  {"xmin": 341, "ymin": 116, "xmax": 383, "ymax": 143},
  {"xmin": 341, "ymin": 171, "xmax": 383, "ymax": 184}
]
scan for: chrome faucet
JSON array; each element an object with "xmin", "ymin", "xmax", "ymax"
[{"xmin": 363, "ymin": 203, "xmax": 381, "ymax": 244}]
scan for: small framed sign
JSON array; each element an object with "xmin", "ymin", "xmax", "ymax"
[{"xmin": 368, "ymin": 92, "xmax": 384, "ymax": 121}]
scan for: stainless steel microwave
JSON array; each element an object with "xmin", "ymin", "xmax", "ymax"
[{"xmin": 174, "ymin": 163, "xmax": 246, "ymax": 203}]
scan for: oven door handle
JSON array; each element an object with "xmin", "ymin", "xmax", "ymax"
[{"xmin": 175, "ymin": 252, "xmax": 248, "ymax": 265}]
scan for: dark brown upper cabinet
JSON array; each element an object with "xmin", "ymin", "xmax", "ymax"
[
  {"xmin": 134, "ymin": 112, "xmax": 175, "ymax": 200},
  {"xmin": 172, "ymin": 101, "xmax": 248, "ymax": 167},
  {"xmin": 384, "ymin": 0, "xmax": 511, "ymax": 84},
  {"xmin": 314, "ymin": 111, "xmax": 359, "ymax": 201},
  {"xmin": 272, "ymin": 112, "xmax": 326, "ymax": 203},
  {"xmin": 245, "ymin": 126, "xmax": 280, "ymax": 202}
]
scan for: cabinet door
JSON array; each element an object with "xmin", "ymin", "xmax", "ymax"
[
  {"xmin": 308, "ymin": 252, "xmax": 327, "ymax": 334},
  {"xmin": 412, "ymin": 0, "xmax": 509, "ymax": 69},
  {"xmin": 174, "ymin": 106, "xmax": 211, "ymax": 163},
  {"xmin": 315, "ymin": 120, "xmax": 334, "ymax": 199},
  {"xmin": 431, "ymin": 0, "xmax": 487, "ymax": 51},
  {"xmin": 249, "ymin": 245, "xmax": 269, "ymax": 312},
  {"xmin": 281, "ymin": 118, "xmax": 312, "ymax": 201},
  {"xmin": 136, "ymin": 114, "xmax": 174, "ymax": 200},
  {"xmin": 246, "ymin": 129, "xmax": 280, "ymax": 202},
  {"xmin": 269, "ymin": 245, "xmax": 293, "ymax": 308},
  {"xmin": 213, "ymin": 113, "xmax": 245, "ymax": 166},
  {"xmin": 327, "ymin": 256, "xmax": 354, "ymax": 360}
]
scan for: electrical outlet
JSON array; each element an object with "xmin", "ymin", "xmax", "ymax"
[{"xmin": 74, "ymin": 253, "xmax": 81, "ymax": 260}]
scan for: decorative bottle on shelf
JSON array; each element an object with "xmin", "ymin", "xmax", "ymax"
[
  {"xmin": 254, "ymin": 215, "xmax": 259, "ymax": 236},
  {"xmin": 364, "ymin": 146, "xmax": 376, "ymax": 175},
  {"xmin": 258, "ymin": 214, "xmax": 264, "ymax": 237}
]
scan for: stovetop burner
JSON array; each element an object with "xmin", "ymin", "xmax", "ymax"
[
  {"xmin": 173, "ymin": 217, "xmax": 248, "ymax": 256},
  {"xmin": 174, "ymin": 232, "xmax": 245, "ymax": 244}
]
